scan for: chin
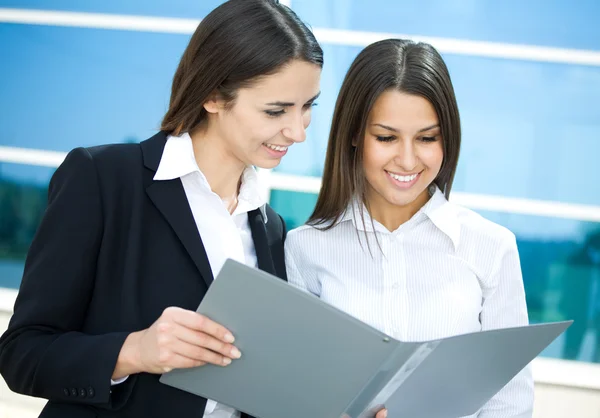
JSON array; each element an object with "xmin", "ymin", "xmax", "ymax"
[
  {"xmin": 253, "ymin": 158, "xmax": 282, "ymax": 170},
  {"xmin": 386, "ymin": 191, "xmax": 420, "ymax": 208}
]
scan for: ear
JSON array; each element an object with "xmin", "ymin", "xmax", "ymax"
[
  {"xmin": 351, "ymin": 136, "xmax": 359, "ymax": 147},
  {"xmin": 203, "ymin": 91, "xmax": 221, "ymax": 114}
]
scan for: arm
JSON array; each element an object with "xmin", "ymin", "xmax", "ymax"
[
  {"xmin": 0, "ymin": 149, "xmax": 240, "ymax": 408},
  {"xmin": 0, "ymin": 148, "xmax": 130, "ymax": 408},
  {"xmin": 478, "ymin": 234, "xmax": 534, "ymax": 418}
]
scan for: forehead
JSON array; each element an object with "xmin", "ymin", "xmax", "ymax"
[
  {"xmin": 237, "ymin": 60, "xmax": 321, "ymax": 101},
  {"xmin": 369, "ymin": 89, "xmax": 439, "ymax": 127}
]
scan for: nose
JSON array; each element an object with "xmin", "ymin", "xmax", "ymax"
[
  {"xmin": 282, "ymin": 112, "xmax": 307, "ymax": 144},
  {"xmin": 394, "ymin": 139, "xmax": 418, "ymax": 171}
]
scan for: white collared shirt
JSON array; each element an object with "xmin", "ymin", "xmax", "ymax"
[
  {"xmin": 129, "ymin": 132, "xmax": 266, "ymax": 418},
  {"xmin": 285, "ymin": 187, "xmax": 534, "ymax": 418}
]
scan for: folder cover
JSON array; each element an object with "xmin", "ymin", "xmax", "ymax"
[{"xmin": 160, "ymin": 259, "xmax": 571, "ymax": 418}]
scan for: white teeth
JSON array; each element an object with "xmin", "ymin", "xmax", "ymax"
[
  {"xmin": 264, "ymin": 144, "xmax": 288, "ymax": 152},
  {"xmin": 388, "ymin": 172, "xmax": 418, "ymax": 182}
]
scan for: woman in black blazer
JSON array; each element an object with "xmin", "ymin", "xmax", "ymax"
[{"xmin": 0, "ymin": 1, "xmax": 322, "ymax": 417}]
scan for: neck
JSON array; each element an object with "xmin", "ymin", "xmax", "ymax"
[
  {"xmin": 190, "ymin": 126, "xmax": 246, "ymax": 205},
  {"xmin": 366, "ymin": 188, "xmax": 431, "ymax": 232}
]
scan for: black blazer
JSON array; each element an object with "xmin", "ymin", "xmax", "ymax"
[{"xmin": 0, "ymin": 132, "xmax": 287, "ymax": 418}]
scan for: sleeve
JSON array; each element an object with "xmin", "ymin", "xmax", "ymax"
[
  {"xmin": 0, "ymin": 147, "xmax": 132, "ymax": 409},
  {"xmin": 478, "ymin": 233, "xmax": 534, "ymax": 417},
  {"xmin": 284, "ymin": 231, "xmax": 321, "ymax": 297}
]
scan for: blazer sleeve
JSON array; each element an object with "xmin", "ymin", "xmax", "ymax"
[{"xmin": 0, "ymin": 147, "xmax": 131, "ymax": 408}]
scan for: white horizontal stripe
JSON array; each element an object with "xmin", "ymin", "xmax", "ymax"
[
  {"xmin": 268, "ymin": 172, "xmax": 600, "ymax": 223},
  {"xmin": 0, "ymin": 286, "xmax": 596, "ymax": 390},
  {"xmin": 0, "ymin": 288, "xmax": 18, "ymax": 313},
  {"xmin": 313, "ymin": 28, "xmax": 600, "ymax": 67},
  {"xmin": 0, "ymin": 8, "xmax": 199, "ymax": 34},
  {"xmin": 269, "ymin": 172, "xmax": 323, "ymax": 194},
  {"xmin": 0, "ymin": 146, "xmax": 67, "ymax": 167},
  {"xmin": 450, "ymin": 192, "xmax": 600, "ymax": 224},
  {"xmin": 532, "ymin": 357, "xmax": 600, "ymax": 391},
  {"xmin": 1, "ymin": 8, "xmax": 600, "ymax": 66},
  {"xmin": 1, "ymin": 146, "xmax": 600, "ymax": 222}
]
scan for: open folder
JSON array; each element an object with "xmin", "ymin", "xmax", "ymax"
[{"xmin": 160, "ymin": 259, "xmax": 571, "ymax": 418}]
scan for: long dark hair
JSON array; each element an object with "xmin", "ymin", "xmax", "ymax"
[
  {"xmin": 309, "ymin": 39, "xmax": 460, "ymax": 228},
  {"xmin": 161, "ymin": 0, "xmax": 323, "ymax": 135}
]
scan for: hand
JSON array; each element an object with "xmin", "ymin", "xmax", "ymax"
[
  {"xmin": 341, "ymin": 408, "xmax": 387, "ymax": 418},
  {"xmin": 375, "ymin": 409, "xmax": 388, "ymax": 418},
  {"xmin": 113, "ymin": 307, "xmax": 241, "ymax": 378}
]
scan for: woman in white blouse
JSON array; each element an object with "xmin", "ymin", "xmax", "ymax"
[{"xmin": 285, "ymin": 39, "xmax": 533, "ymax": 417}]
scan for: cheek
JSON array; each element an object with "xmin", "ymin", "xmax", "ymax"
[
  {"xmin": 363, "ymin": 141, "xmax": 389, "ymax": 178},
  {"xmin": 243, "ymin": 119, "xmax": 280, "ymax": 146},
  {"xmin": 422, "ymin": 143, "xmax": 444, "ymax": 171}
]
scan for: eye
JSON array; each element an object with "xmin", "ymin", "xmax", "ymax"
[
  {"xmin": 303, "ymin": 102, "xmax": 318, "ymax": 109},
  {"xmin": 265, "ymin": 109, "xmax": 285, "ymax": 117},
  {"xmin": 419, "ymin": 136, "xmax": 439, "ymax": 143},
  {"xmin": 375, "ymin": 135, "xmax": 395, "ymax": 142}
]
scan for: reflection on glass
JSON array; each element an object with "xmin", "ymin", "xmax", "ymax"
[
  {"xmin": 271, "ymin": 190, "xmax": 600, "ymax": 364},
  {"xmin": 291, "ymin": 0, "xmax": 600, "ymax": 51},
  {"xmin": 0, "ymin": 163, "xmax": 53, "ymax": 289},
  {"xmin": 278, "ymin": 41, "xmax": 600, "ymax": 206},
  {"xmin": 269, "ymin": 190, "xmax": 318, "ymax": 231},
  {"xmin": 0, "ymin": 0, "xmax": 225, "ymax": 20},
  {"xmin": 556, "ymin": 231, "xmax": 600, "ymax": 363}
]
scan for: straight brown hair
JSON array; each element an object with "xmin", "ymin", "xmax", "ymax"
[
  {"xmin": 309, "ymin": 39, "xmax": 461, "ymax": 228},
  {"xmin": 161, "ymin": 0, "xmax": 323, "ymax": 136}
]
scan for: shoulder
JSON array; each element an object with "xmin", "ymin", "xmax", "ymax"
[
  {"xmin": 57, "ymin": 142, "xmax": 142, "ymax": 177},
  {"xmin": 448, "ymin": 203, "xmax": 519, "ymax": 284},
  {"xmin": 286, "ymin": 224, "xmax": 311, "ymax": 244},
  {"xmin": 85, "ymin": 142, "xmax": 143, "ymax": 172},
  {"xmin": 452, "ymin": 203, "xmax": 516, "ymax": 249},
  {"xmin": 285, "ymin": 221, "xmax": 348, "ymax": 255}
]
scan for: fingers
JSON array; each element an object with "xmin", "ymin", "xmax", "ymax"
[
  {"xmin": 173, "ymin": 323, "xmax": 241, "ymax": 361},
  {"xmin": 375, "ymin": 408, "xmax": 388, "ymax": 418},
  {"xmin": 150, "ymin": 307, "xmax": 241, "ymax": 371},
  {"xmin": 171, "ymin": 340, "xmax": 234, "ymax": 367},
  {"xmin": 166, "ymin": 307, "xmax": 235, "ymax": 343}
]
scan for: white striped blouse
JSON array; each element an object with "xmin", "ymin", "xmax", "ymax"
[{"xmin": 285, "ymin": 186, "xmax": 534, "ymax": 418}]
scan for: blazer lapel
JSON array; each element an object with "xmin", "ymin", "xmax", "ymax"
[
  {"xmin": 141, "ymin": 133, "xmax": 214, "ymax": 289},
  {"xmin": 248, "ymin": 208, "xmax": 276, "ymax": 275}
]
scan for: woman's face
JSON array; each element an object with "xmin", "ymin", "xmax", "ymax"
[
  {"xmin": 362, "ymin": 89, "xmax": 444, "ymax": 216},
  {"xmin": 203, "ymin": 59, "xmax": 322, "ymax": 169}
]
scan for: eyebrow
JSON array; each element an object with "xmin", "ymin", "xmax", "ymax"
[
  {"xmin": 373, "ymin": 123, "xmax": 440, "ymax": 133},
  {"xmin": 265, "ymin": 91, "xmax": 321, "ymax": 107}
]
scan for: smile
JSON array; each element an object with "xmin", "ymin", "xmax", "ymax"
[
  {"xmin": 386, "ymin": 171, "xmax": 419, "ymax": 182},
  {"xmin": 264, "ymin": 144, "xmax": 289, "ymax": 152}
]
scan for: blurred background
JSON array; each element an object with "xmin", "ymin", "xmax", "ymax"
[{"xmin": 1, "ymin": 0, "xmax": 599, "ymax": 416}]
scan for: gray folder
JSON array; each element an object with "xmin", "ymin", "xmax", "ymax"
[{"xmin": 160, "ymin": 259, "xmax": 571, "ymax": 418}]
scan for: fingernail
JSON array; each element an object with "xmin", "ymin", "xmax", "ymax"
[
  {"xmin": 222, "ymin": 357, "xmax": 232, "ymax": 366},
  {"xmin": 224, "ymin": 333, "xmax": 235, "ymax": 343},
  {"xmin": 230, "ymin": 347, "xmax": 242, "ymax": 359},
  {"xmin": 383, "ymin": 410, "xmax": 388, "ymax": 418}
]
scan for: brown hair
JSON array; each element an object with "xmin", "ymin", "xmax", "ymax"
[
  {"xmin": 161, "ymin": 0, "xmax": 323, "ymax": 135},
  {"xmin": 309, "ymin": 39, "xmax": 461, "ymax": 228}
]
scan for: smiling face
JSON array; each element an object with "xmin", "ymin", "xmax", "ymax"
[
  {"xmin": 202, "ymin": 59, "xmax": 322, "ymax": 169},
  {"xmin": 362, "ymin": 89, "xmax": 444, "ymax": 218}
]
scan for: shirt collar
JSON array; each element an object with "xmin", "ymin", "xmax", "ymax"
[
  {"xmin": 339, "ymin": 185, "xmax": 460, "ymax": 250},
  {"xmin": 153, "ymin": 132, "xmax": 268, "ymax": 222}
]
